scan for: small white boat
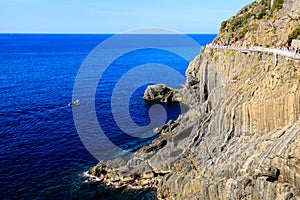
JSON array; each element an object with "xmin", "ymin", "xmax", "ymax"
[{"xmin": 68, "ymin": 99, "xmax": 80, "ymax": 106}]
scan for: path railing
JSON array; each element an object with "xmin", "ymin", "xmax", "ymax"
[{"xmin": 206, "ymin": 44, "xmax": 300, "ymax": 60}]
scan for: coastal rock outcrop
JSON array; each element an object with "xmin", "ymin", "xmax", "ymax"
[
  {"xmin": 87, "ymin": 0, "xmax": 300, "ymax": 199},
  {"xmin": 143, "ymin": 84, "xmax": 181, "ymax": 103},
  {"xmin": 88, "ymin": 46, "xmax": 300, "ymax": 199}
]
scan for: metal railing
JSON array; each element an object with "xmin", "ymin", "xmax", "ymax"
[{"xmin": 206, "ymin": 44, "xmax": 300, "ymax": 60}]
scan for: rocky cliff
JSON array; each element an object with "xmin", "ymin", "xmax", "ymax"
[
  {"xmin": 87, "ymin": 1, "xmax": 300, "ymax": 199},
  {"xmin": 157, "ymin": 47, "xmax": 300, "ymax": 199},
  {"xmin": 214, "ymin": 0, "xmax": 300, "ymax": 47}
]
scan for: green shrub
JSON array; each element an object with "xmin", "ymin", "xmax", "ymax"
[
  {"xmin": 260, "ymin": 0, "xmax": 267, "ymax": 4},
  {"xmin": 231, "ymin": 17, "xmax": 244, "ymax": 32},
  {"xmin": 260, "ymin": 0, "xmax": 271, "ymax": 8},
  {"xmin": 238, "ymin": 28, "xmax": 248, "ymax": 38},
  {"xmin": 287, "ymin": 27, "xmax": 300, "ymax": 46},
  {"xmin": 220, "ymin": 21, "xmax": 227, "ymax": 30},
  {"xmin": 229, "ymin": 13, "xmax": 252, "ymax": 32},
  {"xmin": 257, "ymin": 10, "xmax": 266, "ymax": 19},
  {"xmin": 272, "ymin": 0, "xmax": 284, "ymax": 10}
]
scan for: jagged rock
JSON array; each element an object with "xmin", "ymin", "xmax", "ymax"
[
  {"xmin": 154, "ymin": 120, "xmax": 179, "ymax": 135},
  {"xmin": 143, "ymin": 84, "xmax": 181, "ymax": 103}
]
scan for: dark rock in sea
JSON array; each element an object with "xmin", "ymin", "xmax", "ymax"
[{"xmin": 143, "ymin": 84, "xmax": 181, "ymax": 103}]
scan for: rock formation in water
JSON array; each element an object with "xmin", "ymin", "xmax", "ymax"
[
  {"xmin": 87, "ymin": 0, "xmax": 300, "ymax": 199},
  {"xmin": 143, "ymin": 84, "xmax": 181, "ymax": 103}
]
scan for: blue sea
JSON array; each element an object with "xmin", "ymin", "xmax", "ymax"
[{"xmin": 0, "ymin": 33, "xmax": 216, "ymax": 200}]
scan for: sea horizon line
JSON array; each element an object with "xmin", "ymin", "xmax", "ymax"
[{"xmin": 0, "ymin": 32, "xmax": 218, "ymax": 35}]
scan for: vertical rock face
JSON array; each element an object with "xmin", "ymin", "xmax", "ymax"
[
  {"xmin": 88, "ymin": 47, "xmax": 300, "ymax": 199},
  {"xmin": 87, "ymin": 0, "xmax": 300, "ymax": 199},
  {"xmin": 155, "ymin": 48, "xmax": 300, "ymax": 199}
]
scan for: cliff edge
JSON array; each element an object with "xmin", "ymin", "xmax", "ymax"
[
  {"xmin": 87, "ymin": 0, "xmax": 300, "ymax": 199},
  {"xmin": 214, "ymin": 0, "xmax": 300, "ymax": 47}
]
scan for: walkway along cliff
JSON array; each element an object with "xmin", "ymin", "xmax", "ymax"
[{"xmin": 87, "ymin": 0, "xmax": 300, "ymax": 199}]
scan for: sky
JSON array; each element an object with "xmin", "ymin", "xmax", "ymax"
[{"xmin": 0, "ymin": 0, "xmax": 255, "ymax": 34}]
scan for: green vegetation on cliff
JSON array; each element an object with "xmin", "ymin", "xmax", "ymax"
[
  {"xmin": 215, "ymin": 0, "xmax": 300, "ymax": 47},
  {"xmin": 272, "ymin": 0, "xmax": 284, "ymax": 10},
  {"xmin": 287, "ymin": 26, "xmax": 300, "ymax": 46},
  {"xmin": 256, "ymin": 0, "xmax": 284, "ymax": 11}
]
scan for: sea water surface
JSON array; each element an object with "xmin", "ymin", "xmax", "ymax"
[{"xmin": 0, "ymin": 34, "xmax": 216, "ymax": 199}]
